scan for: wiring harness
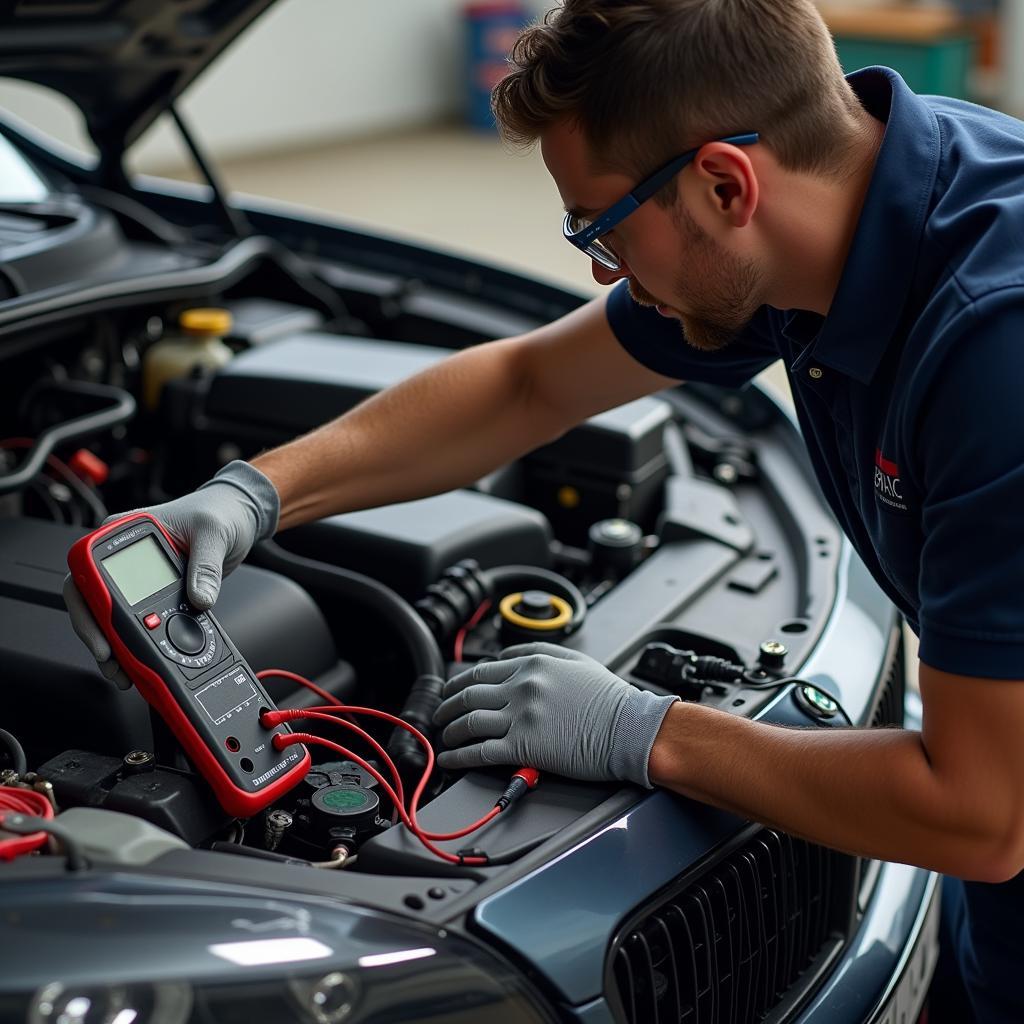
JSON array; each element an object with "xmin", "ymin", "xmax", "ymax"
[
  {"xmin": 258, "ymin": 668, "xmax": 539, "ymax": 866},
  {"xmin": 0, "ymin": 787, "xmax": 53, "ymax": 861}
]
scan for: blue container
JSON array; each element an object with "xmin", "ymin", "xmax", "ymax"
[{"xmin": 465, "ymin": 2, "xmax": 530, "ymax": 131}]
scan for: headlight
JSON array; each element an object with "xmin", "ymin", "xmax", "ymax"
[
  {"xmin": 27, "ymin": 981, "xmax": 192, "ymax": 1024},
  {"xmin": 6, "ymin": 880, "xmax": 559, "ymax": 1024},
  {"xmin": 203, "ymin": 939, "xmax": 554, "ymax": 1024},
  {"xmin": 288, "ymin": 972, "xmax": 359, "ymax": 1024},
  {"xmin": 24, "ymin": 949, "xmax": 553, "ymax": 1024}
]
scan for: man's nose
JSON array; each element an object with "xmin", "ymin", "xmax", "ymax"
[{"xmin": 592, "ymin": 260, "xmax": 630, "ymax": 286}]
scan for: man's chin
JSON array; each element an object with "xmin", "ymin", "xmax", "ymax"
[
  {"xmin": 627, "ymin": 280, "xmax": 751, "ymax": 351},
  {"xmin": 679, "ymin": 314, "xmax": 744, "ymax": 353},
  {"xmin": 627, "ymin": 284, "xmax": 683, "ymax": 321},
  {"xmin": 627, "ymin": 281, "xmax": 662, "ymax": 308}
]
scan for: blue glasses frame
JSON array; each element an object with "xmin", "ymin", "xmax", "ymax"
[{"xmin": 562, "ymin": 132, "xmax": 760, "ymax": 270}]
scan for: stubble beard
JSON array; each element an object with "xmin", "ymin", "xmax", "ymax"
[{"xmin": 628, "ymin": 205, "xmax": 763, "ymax": 353}]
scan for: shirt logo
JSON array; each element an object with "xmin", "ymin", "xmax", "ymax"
[{"xmin": 874, "ymin": 449, "xmax": 908, "ymax": 513}]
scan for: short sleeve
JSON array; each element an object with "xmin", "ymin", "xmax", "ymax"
[
  {"xmin": 914, "ymin": 297, "xmax": 1024, "ymax": 677},
  {"xmin": 605, "ymin": 280, "xmax": 781, "ymax": 388}
]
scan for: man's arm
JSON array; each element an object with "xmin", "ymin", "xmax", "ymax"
[
  {"xmin": 64, "ymin": 294, "xmax": 676, "ymax": 663},
  {"xmin": 647, "ymin": 659, "xmax": 1024, "ymax": 882},
  {"xmin": 254, "ymin": 294, "xmax": 678, "ymax": 530}
]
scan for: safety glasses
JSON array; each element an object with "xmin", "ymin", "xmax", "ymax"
[{"xmin": 562, "ymin": 132, "xmax": 759, "ymax": 270}]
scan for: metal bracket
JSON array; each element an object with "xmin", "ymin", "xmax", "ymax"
[{"xmin": 656, "ymin": 476, "xmax": 754, "ymax": 553}]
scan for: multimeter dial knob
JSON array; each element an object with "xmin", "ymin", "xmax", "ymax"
[
  {"xmin": 154, "ymin": 611, "xmax": 221, "ymax": 670},
  {"xmin": 166, "ymin": 613, "xmax": 207, "ymax": 655}
]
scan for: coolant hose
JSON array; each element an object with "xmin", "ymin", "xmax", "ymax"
[
  {"xmin": 0, "ymin": 380, "xmax": 135, "ymax": 495},
  {"xmin": 252, "ymin": 540, "xmax": 443, "ymax": 678}
]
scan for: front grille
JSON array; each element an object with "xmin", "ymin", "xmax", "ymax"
[
  {"xmin": 610, "ymin": 829, "xmax": 853, "ymax": 1024},
  {"xmin": 869, "ymin": 628, "xmax": 905, "ymax": 728}
]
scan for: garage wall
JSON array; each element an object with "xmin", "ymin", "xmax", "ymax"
[{"xmin": 0, "ymin": 0, "xmax": 550, "ymax": 168}]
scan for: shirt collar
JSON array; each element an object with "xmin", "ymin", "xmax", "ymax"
[{"xmin": 784, "ymin": 67, "xmax": 941, "ymax": 384}]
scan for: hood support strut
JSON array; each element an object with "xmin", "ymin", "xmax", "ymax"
[{"xmin": 166, "ymin": 104, "xmax": 250, "ymax": 240}]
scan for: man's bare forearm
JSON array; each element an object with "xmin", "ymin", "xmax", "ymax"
[
  {"xmin": 648, "ymin": 693, "xmax": 1019, "ymax": 881},
  {"xmin": 253, "ymin": 338, "xmax": 566, "ymax": 531}
]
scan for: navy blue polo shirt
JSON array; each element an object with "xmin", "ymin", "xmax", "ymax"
[{"xmin": 608, "ymin": 66, "xmax": 1024, "ymax": 682}]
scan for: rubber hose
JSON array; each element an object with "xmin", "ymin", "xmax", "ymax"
[
  {"xmin": 251, "ymin": 540, "xmax": 444, "ymax": 679},
  {"xmin": 250, "ymin": 542, "xmax": 446, "ymax": 784}
]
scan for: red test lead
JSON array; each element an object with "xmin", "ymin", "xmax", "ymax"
[{"xmin": 258, "ymin": 687, "xmax": 542, "ymax": 866}]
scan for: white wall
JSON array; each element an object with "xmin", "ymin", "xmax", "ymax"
[{"xmin": 0, "ymin": 0, "xmax": 551, "ymax": 168}]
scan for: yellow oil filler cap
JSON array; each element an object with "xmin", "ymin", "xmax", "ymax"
[
  {"xmin": 179, "ymin": 308, "xmax": 233, "ymax": 336},
  {"xmin": 499, "ymin": 591, "xmax": 573, "ymax": 632}
]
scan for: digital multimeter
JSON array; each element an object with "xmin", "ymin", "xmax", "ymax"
[{"xmin": 68, "ymin": 512, "xmax": 310, "ymax": 817}]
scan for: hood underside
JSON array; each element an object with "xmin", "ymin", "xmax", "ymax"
[{"xmin": 0, "ymin": 0, "xmax": 275, "ymax": 158}]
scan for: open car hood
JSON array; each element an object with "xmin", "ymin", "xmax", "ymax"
[{"xmin": 0, "ymin": 0, "xmax": 275, "ymax": 159}]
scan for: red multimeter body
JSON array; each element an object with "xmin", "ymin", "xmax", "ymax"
[{"xmin": 68, "ymin": 513, "xmax": 310, "ymax": 817}]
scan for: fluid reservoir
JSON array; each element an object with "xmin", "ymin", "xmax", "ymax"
[{"xmin": 143, "ymin": 308, "xmax": 233, "ymax": 410}]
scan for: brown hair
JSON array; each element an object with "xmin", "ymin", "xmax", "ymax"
[{"xmin": 492, "ymin": 0, "xmax": 866, "ymax": 193}]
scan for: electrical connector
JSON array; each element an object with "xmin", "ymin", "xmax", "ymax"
[{"xmin": 496, "ymin": 767, "xmax": 541, "ymax": 810}]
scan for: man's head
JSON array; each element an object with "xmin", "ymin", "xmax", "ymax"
[{"xmin": 492, "ymin": 0, "xmax": 873, "ymax": 350}]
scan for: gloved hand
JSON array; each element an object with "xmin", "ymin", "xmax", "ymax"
[
  {"xmin": 63, "ymin": 460, "xmax": 279, "ymax": 690},
  {"xmin": 434, "ymin": 642, "xmax": 679, "ymax": 787}
]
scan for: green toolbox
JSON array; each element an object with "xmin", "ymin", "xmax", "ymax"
[{"xmin": 822, "ymin": 5, "xmax": 976, "ymax": 98}]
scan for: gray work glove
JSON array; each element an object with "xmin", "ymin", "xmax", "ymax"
[
  {"xmin": 434, "ymin": 642, "xmax": 679, "ymax": 787},
  {"xmin": 63, "ymin": 460, "xmax": 279, "ymax": 690}
]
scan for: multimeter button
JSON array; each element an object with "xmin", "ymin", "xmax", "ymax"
[
  {"xmin": 143, "ymin": 613, "xmax": 161, "ymax": 630},
  {"xmin": 166, "ymin": 614, "xmax": 207, "ymax": 655}
]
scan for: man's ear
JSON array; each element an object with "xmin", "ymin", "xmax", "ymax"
[{"xmin": 691, "ymin": 142, "xmax": 759, "ymax": 227}]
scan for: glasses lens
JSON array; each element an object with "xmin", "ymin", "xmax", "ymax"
[
  {"xmin": 564, "ymin": 212, "xmax": 620, "ymax": 270},
  {"xmin": 587, "ymin": 238, "xmax": 620, "ymax": 271},
  {"xmin": 564, "ymin": 210, "xmax": 589, "ymax": 236}
]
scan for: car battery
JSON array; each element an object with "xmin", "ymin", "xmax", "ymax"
[{"xmin": 523, "ymin": 397, "xmax": 672, "ymax": 545}]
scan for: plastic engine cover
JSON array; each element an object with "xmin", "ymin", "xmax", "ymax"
[{"xmin": 278, "ymin": 489, "xmax": 552, "ymax": 598}]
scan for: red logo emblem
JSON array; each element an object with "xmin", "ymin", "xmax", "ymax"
[{"xmin": 874, "ymin": 449, "xmax": 908, "ymax": 513}]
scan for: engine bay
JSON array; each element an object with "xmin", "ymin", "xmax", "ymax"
[{"xmin": 0, "ymin": 190, "xmax": 853, "ymax": 892}]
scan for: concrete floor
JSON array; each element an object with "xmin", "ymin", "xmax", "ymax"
[{"xmin": 175, "ymin": 124, "xmax": 917, "ymax": 684}]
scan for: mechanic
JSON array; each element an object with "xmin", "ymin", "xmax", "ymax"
[{"xmin": 65, "ymin": 1, "xmax": 1024, "ymax": 1019}]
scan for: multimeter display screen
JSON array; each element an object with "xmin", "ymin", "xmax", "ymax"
[{"xmin": 102, "ymin": 535, "xmax": 180, "ymax": 606}]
